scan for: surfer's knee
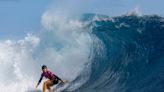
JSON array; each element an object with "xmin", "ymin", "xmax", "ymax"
[
  {"xmin": 43, "ymin": 82, "xmax": 48, "ymax": 87},
  {"xmin": 44, "ymin": 81, "xmax": 51, "ymax": 89}
]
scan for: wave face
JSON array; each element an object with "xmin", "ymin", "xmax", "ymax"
[{"xmin": 65, "ymin": 14, "xmax": 164, "ymax": 92}]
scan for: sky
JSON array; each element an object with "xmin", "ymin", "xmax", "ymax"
[{"xmin": 0, "ymin": 0, "xmax": 163, "ymax": 39}]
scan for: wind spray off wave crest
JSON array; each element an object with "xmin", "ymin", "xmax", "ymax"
[{"xmin": 39, "ymin": 10, "xmax": 93, "ymax": 91}]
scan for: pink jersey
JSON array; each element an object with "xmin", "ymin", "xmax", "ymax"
[
  {"xmin": 41, "ymin": 70, "xmax": 56, "ymax": 80},
  {"xmin": 38, "ymin": 70, "xmax": 57, "ymax": 84}
]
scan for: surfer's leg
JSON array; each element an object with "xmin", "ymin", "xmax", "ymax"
[
  {"xmin": 43, "ymin": 82, "xmax": 47, "ymax": 92},
  {"xmin": 46, "ymin": 80, "xmax": 54, "ymax": 92},
  {"xmin": 43, "ymin": 80, "xmax": 54, "ymax": 92}
]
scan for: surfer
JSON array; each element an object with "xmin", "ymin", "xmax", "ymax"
[{"xmin": 36, "ymin": 65, "xmax": 65, "ymax": 92}]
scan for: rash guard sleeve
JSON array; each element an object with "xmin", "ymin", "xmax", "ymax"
[
  {"xmin": 55, "ymin": 75, "xmax": 62, "ymax": 81},
  {"xmin": 48, "ymin": 70, "xmax": 62, "ymax": 81},
  {"xmin": 38, "ymin": 74, "xmax": 43, "ymax": 84}
]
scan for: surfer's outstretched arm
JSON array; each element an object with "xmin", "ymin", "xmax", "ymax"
[
  {"xmin": 36, "ymin": 75, "xmax": 43, "ymax": 88},
  {"xmin": 55, "ymin": 75, "xmax": 65, "ymax": 83}
]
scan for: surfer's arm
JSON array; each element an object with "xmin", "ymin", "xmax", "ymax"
[
  {"xmin": 38, "ymin": 76, "xmax": 43, "ymax": 84},
  {"xmin": 54, "ymin": 74, "xmax": 64, "ymax": 83},
  {"xmin": 36, "ymin": 75, "xmax": 43, "ymax": 88}
]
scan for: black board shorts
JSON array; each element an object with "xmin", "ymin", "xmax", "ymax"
[{"xmin": 52, "ymin": 78, "xmax": 59, "ymax": 85}]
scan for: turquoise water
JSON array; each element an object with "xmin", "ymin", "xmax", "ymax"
[{"xmin": 65, "ymin": 14, "xmax": 164, "ymax": 92}]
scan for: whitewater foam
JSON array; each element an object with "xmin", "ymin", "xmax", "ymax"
[{"xmin": 0, "ymin": 9, "xmax": 92, "ymax": 92}]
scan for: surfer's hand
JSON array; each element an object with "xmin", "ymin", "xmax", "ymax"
[
  {"xmin": 36, "ymin": 84, "xmax": 39, "ymax": 88},
  {"xmin": 61, "ymin": 80, "xmax": 65, "ymax": 84}
]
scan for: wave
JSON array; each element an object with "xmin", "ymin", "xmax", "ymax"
[
  {"xmin": 65, "ymin": 14, "xmax": 164, "ymax": 92},
  {"xmin": 0, "ymin": 13, "xmax": 164, "ymax": 92}
]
